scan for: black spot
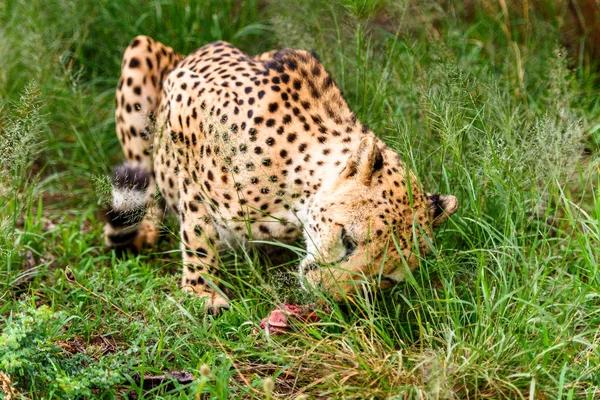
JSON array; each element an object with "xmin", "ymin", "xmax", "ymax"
[
  {"xmin": 129, "ymin": 58, "xmax": 141, "ymax": 68},
  {"xmin": 311, "ymin": 63, "xmax": 321, "ymax": 76},
  {"xmin": 195, "ymin": 247, "xmax": 208, "ymax": 258}
]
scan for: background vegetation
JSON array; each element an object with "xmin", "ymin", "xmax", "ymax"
[{"xmin": 1, "ymin": 0, "xmax": 599, "ymax": 398}]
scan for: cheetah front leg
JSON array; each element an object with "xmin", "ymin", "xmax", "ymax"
[{"xmin": 179, "ymin": 188, "xmax": 229, "ymax": 311}]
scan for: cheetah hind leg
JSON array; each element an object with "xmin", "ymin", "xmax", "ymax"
[{"xmin": 105, "ymin": 35, "xmax": 181, "ymax": 253}]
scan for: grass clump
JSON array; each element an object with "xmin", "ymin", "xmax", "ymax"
[
  {"xmin": 1, "ymin": 0, "xmax": 600, "ymax": 398},
  {"xmin": 0, "ymin": 81, "xmax": 45, "ymax": 189},
  {"xmin": 0, "ymin": 81, "xmax": 46, "ymax": 285}
]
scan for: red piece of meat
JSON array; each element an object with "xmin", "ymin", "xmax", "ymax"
[{"xmin": 259, "ymin": 303, "xmax": 320, "ymax": 335}]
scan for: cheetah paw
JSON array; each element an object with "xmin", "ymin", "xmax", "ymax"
[{"xmin": 182, "ymin": 285, "xmax": 230, "ymax": 312}]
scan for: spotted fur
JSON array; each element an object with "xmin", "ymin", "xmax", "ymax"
[{"xmin": 104, "ymin": 36, "xmax": 458, "ymax": 310}]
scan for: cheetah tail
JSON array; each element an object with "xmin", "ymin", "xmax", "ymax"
[{"xmin": 103, "ymin": 163, "xmax": 151, "ymax": 251}]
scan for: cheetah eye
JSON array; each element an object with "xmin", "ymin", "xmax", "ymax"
[{"xmin": 341, "ymin": 228, "xmax": 357, "ymax": 256}]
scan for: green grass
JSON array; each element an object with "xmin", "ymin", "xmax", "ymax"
[{"xmin": 1, "ymin": 0, "xmax": 600, "ymax": 398}]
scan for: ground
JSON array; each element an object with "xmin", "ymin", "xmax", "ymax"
[{"xmin": 1, "ymin": 0, "xmax": 600, "ymax": 399}]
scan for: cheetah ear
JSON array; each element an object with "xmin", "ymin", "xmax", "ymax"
[
  {"xmin": 426, "ymin": 193, "xmax": 458, "ymax": 226},
  {"xmin": 341, "ymin": 136, "xmax": 384, "ymax": 185}
]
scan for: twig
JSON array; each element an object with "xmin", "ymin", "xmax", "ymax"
[
  {"xmin": 0, "ymin": 372, "xmax": 19, "ymax": 400},
  {"xmin": 64, "ymin": 266, "xmax": 132, "ymax": 319}
]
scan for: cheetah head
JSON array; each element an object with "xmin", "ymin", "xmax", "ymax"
[{"xmin": 300, "ymin": 136, "xmax": 458, "ymax": 300}]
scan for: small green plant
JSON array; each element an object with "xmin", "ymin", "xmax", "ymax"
[{"xmin": 0, "ymin": 304, "xmax": 128, "ymax": 398}]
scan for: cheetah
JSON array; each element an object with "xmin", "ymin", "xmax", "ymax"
[{"xmin": 104, "ymin": 36, "xmax": 458, "ymax": 310}]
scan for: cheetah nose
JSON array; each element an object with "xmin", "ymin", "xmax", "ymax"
[{"xmin": 305, "ymin": 263, "xmax": 319, "ymax": 273}]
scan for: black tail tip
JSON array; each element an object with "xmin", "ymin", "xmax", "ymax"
[{"xmin": 105, "ymin": 206, "xmax": 146, "ymax": 228}]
